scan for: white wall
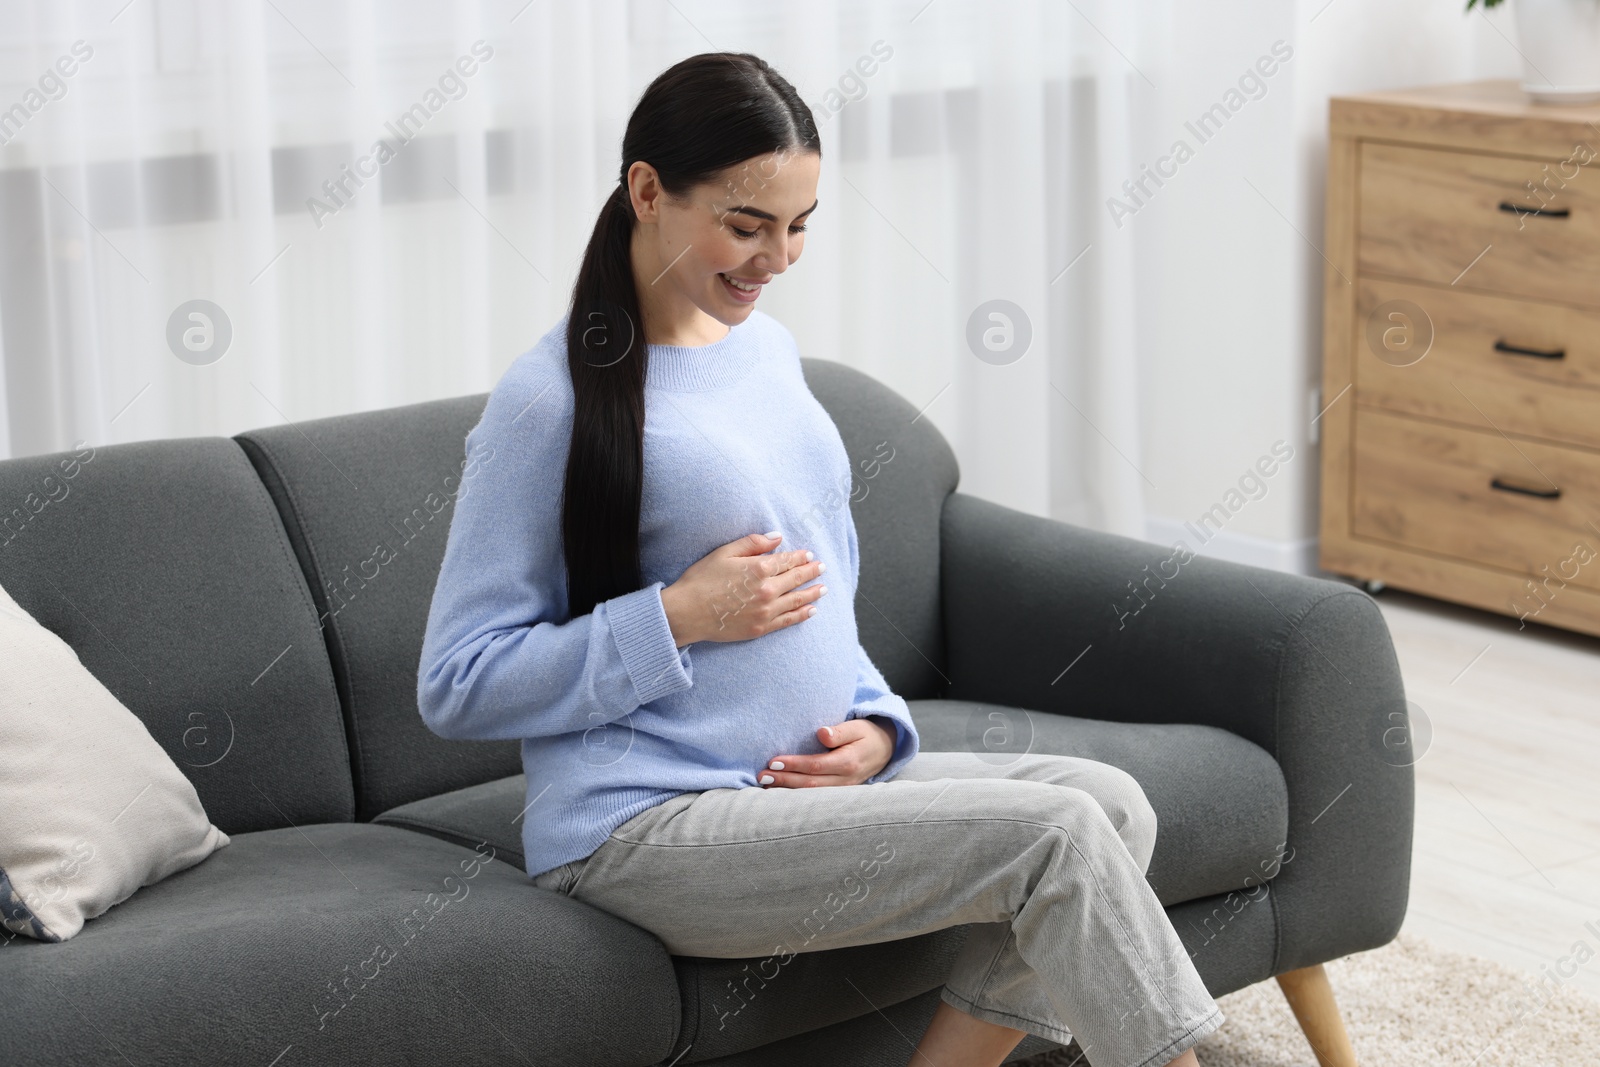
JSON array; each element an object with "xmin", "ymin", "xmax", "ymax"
[{"xmin": 1136, "ymin": 0, "xmax": 1522, "ymax": 571}]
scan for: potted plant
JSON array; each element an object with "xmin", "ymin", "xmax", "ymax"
[{"xmin": 1469, "ymin": 0, "xmax": 1600, "ymax": 102}]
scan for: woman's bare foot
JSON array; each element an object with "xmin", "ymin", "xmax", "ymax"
[
  {"xmin": 907, "ymin": 1000, "xmax": 1026, "ymax": 1066},
  {"xmin": 907, "ymin": 1000, "xmax": 1203, "ymax": 1067}
]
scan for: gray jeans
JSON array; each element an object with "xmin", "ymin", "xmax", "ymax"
[{"xmin": 532, "ymin": 750, "xmax": 1223, "ymax": 1067}]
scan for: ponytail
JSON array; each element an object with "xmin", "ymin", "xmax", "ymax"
[{"xmin": 562, "ymin": 182, "xmax": 649, "ymax": 618}]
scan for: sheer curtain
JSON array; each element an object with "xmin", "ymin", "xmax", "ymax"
[{"xmin": 0, "ymin": 0, "xmax": 1159, "ymax": 536}]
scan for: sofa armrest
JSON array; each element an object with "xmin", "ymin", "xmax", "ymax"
[{"xmin": 940, "ymin": 491, "xmax": 1413, "ymax": 974}]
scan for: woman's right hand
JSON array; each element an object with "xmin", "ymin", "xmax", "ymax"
[{"xmin": 659, "ymin": 531, "xmax": 827, "ymax": 648}]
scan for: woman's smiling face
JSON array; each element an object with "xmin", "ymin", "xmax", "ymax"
[{"xmin": 628, "ymin": 147, "xmax": 821, "ymax": 335}]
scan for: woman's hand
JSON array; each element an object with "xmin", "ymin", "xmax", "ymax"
[
  {"xmin": 759, "ymin": 717, "xmax": 895, "ymax": 788},
  {"xmin": 659, "ymin": 531, "xmax": 827, "ymax": 648}
]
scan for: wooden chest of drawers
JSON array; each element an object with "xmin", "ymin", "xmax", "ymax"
[{"xmin": 1320, "ymin": 81, "xmax": 1600, "ymax": 637}]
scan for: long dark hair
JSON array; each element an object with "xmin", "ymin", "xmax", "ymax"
[{"xmin": 561, "ymin": 53, "xmax": 821, "ymax": 619}]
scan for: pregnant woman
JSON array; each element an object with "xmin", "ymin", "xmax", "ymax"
[{"xmin": 417, "ymin": 52, "xmax": 1221, "ymax": 1067}]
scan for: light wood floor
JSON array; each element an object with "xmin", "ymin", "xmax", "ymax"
[{"xmin": 1351, "ymin": 583, "xmax": 1600, "ymax": 999}]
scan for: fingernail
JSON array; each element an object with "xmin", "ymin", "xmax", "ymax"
[
  {"xmin": 770, "ymin": 761, "xmax": 785, "ymax": 770},
  {"xmin": 817, "ymin": 562, "xmax": 826, "ymax": 573},
  {"xmin": 804, "ymin": 550, "xmax": 814, "ymax": 561},
  {"xmin": 759, "ymin": 774, "xmax": 775, "ymax": 785},
  {"xmin": 765, "ymin": 530, "xmax": 782, "ymax": 539},
  {"xmin": 818, "ymin": 585, "xmax": 828, "ymax": 596}
]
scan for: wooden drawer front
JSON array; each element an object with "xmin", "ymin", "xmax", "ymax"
[
  {"xmin": 1352, "ymin": 407, "xmax": 1600, "ymax": 592},
  {"xmin": 1358, "ymin": 142, "xmax": 1600, "ymax": 308},
  {"xmin": 1354, "ymin": 278, "xmax": 1600, "ymax": 449}
]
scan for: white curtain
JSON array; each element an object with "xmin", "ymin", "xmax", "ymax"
[{"xmin": 0, "ymin": 0, "xmax": 1159, "ymax": 537}]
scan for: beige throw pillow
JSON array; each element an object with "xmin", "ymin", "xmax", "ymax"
[{"xmin": 0, "ymin": 577, "xmax": 229, "ymax": 942}]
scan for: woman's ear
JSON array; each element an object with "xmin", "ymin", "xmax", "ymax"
[{"xmin": 626, "ymin": 161, "xmax": 663, "ymax": 224}]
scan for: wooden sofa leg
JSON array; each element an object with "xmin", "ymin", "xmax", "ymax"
[{"xmin": 1275, "ymin": 964, "xmax": 1358, "ymax": 1067}]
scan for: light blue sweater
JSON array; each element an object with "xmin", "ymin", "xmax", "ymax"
[{"xmin": 416, "ymin": 309, "xmax": 921, "ymax": 879}]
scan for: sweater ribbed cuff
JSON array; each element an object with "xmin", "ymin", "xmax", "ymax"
[
  {"xmin": 607, "ymin": 581, "xmax": 694, "ymax": 705},
  {"xmin": 852, "ymin": 706, "xmax": 919, "ymax": 785}
]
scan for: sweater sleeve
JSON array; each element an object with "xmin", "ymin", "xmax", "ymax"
[
  {"xmin": 846, "ymin": 644, "xmax": 920, "ymax": 785},
  {"xmin": 839, "ymin": 499, "xmax": 920, "ymax": 784},
  {"xmin": 416, "ymin": 365, "xmax": 694, "ymax": 742}
]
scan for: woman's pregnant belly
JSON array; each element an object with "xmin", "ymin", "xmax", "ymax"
[{"xmin": 620, "ymin": 595, "xmax": 861, "ymax": 785}]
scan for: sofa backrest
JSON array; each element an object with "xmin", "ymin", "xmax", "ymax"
[
  {"xmin": 800, "ymin": 357, "xmax": 960, "ymax": 702},
  {"xmin": 228, "ymin": 358, "xmax": 960, "ymax": 819},
  {"xmin": 0, "ymin": 361, "xmax": 963, "ymax": 832},
  {"xmin": 0, "ymin": 438, "xmax": 355, "ymax": 834},
  {"xmin": 234, "ymin": 395, "xmax": 518, "ymax": 822}
]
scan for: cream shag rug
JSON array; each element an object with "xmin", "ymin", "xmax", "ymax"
[{"xmin": 1016, "ymin": 934, "xmax": 1600, "ymax": 1066}]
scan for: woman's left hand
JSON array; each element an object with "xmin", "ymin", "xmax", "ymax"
[{"xmin": 759, "ymin": 718, "xmax": 894, "ymax": 788}]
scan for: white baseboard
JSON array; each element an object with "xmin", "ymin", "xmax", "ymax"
[{"xmin": 1144, "ymin": 516, "xmax": 1319, "ymax": 575}]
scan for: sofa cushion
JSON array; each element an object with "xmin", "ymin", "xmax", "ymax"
[
  {"xmin": 235, "ymin": 394, "xmax": 523, "ymax": 820},
  {"xmin": 674, "ymin": 927, "xmax": 973, "ymax": 1064},
  {"xmin": 909, "ymin": 699, "xmax": 1290, "ymax": 906},
  {"xmin": 0, "ymin": 823, "xmax": 680, "ymax": 1067},
  {"xmin": 377, "ymin": 774, "xmax": 980, "ymax": 1066},
  {"xmin": 0, "ymin": 439, "xmax": 354, "ymax": 832},
  {"xmin": 375, "ymin": 704, "xmax": 1287, "ymax": 910},
  {"xmin": 374, "ymin": 773, "xmax": 531, "ymax": 871},
  {"xmin": 373, "ymin": 698, "xmax": 1286, "ymax": 1062}
]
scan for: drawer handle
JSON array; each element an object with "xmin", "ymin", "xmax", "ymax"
[
  {"xmin": 1490, "ymin": 477, "xmax": 1561, "ymax": 500},
  {"xmin": 1493, "ymin": 339, "xmax": 1567, "ymax": 360},
  {"xmin": 1498, "ymin": 200, "xmax": 1570, "ymax": 219}
]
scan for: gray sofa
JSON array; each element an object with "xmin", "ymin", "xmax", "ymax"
[{"xmin": 0, "ymin": 357, "xmax": 1412, "ymax": 1067}]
